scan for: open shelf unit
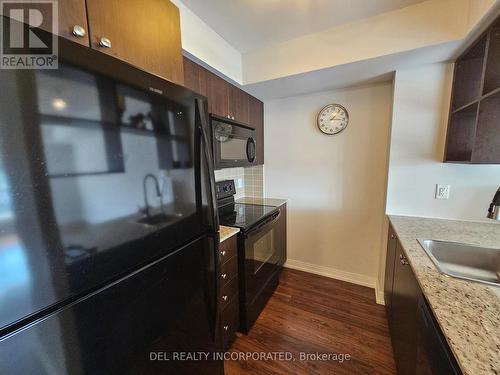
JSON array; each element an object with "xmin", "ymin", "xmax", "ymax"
[{"xmin": 444, "ymin": 17, "xmax": 500, "ymax": 164}]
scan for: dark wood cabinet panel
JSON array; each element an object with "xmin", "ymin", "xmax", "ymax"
[
  {"xmin": 384, "ymin": 224, "xmax": 398, "ymax": 314},
  {"xmin": 228, "ymin": 85, "xmax": 249, "ymax": 123},
  {"xmin": 472, "ymin": 91, "xmax": 500, "ymax": 163},
  {"xmin": 390, "ymin": 249, "xmax": 420, "ymax": 375},
  {"xmin": 182, "ymin": 57, "xmax": 200, "ymax": 93},
  {"xmin": 57, "ymin": 0, "xmax": 90, "ymax": 46},
  {"xmin": 451, "ymin": 36, "xmax": 486, "ymax": 110},
  {"xmin": 483, "ymin": 22, "xmax": 500, "ymax": 94},
  {"xmin": 444, "ymin": 103, "xmax": 478, "ymax": 162},
  {"xmin": 207, "ymin": 73, "xmax": 230, "ymax": 118},
  {"xmin": 249, "ymin": 95, "xmax": 264, "ymax": 165},
  {"xmin": 86, "ymin": 0, "xmax": 184, "ymax": 85}
]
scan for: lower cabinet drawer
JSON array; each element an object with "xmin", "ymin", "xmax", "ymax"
[
  {"xmin": 220, "ymin": 255, "xmax": 238, "ymax": 287},
  {"xmin": 221, "ymin": 295, "xmax": 239, "ymax": 350},
  {"xmin": 221, "ymin": 276, "xmax": 238, "ymax": 310}
]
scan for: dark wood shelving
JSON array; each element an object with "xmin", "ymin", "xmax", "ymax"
[{"xmin": 444, "ymin": 16, "xmax": 500, "ymax": 164}]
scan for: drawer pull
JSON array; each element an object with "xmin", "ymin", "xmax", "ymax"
[
  {"xmin": 222, "ymin": 295, "xmax": 228, "ymax": 301},
  {"xmin": 223, "ymin": 325, "xmax": 229, "ymax": 331},
  {"xmin": 399, "ymin": 253, "xmax": 409, "ymax": 266},
  {"xmin": 99, "ymin": 37, "xmax": 112, "ymax": 48},
  {"xmin": 221, "ymin": 273, "xmax": 228, "ymax": 280},
  {"xmin": 221, "ymin": 250, "xmax": 226, "ymax": 257},
  {"xmin": 72, "ymin": 25, "xmax": 86, "ymax": 37},
  {"xmin": 391, "ymin": 234, "xmax": 396, "ymax": 240}
]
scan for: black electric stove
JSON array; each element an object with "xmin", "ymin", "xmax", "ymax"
[
  {"xmin": 218, "ymin": 202, "xmax": 277, "ymax": 231},
  {"xmin": 216, "ymin": 179, "xmax": 285, "ymax": 334}
]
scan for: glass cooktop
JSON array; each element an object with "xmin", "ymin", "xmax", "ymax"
[{"xmin": 218, "ymin": 203, "xmax": 277, "ymax": 231}]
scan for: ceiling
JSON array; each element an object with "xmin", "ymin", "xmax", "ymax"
[{"xmin": 180, "ymin": 0, "xmax": 428, "ymax": 52}]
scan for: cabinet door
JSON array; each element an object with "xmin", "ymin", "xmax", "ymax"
[
  {"xmin": 183, "ymin": 56, "xmax": 200, "ymax": 93},
  {"xmin": 86, "ymin": 0, "xmax": 184, "ymax": 85},
  {"xmin": 229, "ymin": 86, "xmax": 249, "ymax": 124},
  {"xmin": 207, "ymin": 72, "xmax": 230, "ymax": 118},
  {"xmin": 390, "ymin": 247, "xmax": 420, "ymax": 375},
  {"xmin": 249, "ymin": 96, "xmax": 264, "ymax": 165},
  {"xmin": 57, "ymin": 0, "xmax": 90, "ymax": 46},
  {"xmin": 384, "ymin": 225, "xmax": 398, "ymax": 313}
]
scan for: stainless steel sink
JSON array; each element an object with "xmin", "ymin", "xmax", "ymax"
[{"xmin": 418, "ymin": 239, "xmax": 500, "ymax": 287}]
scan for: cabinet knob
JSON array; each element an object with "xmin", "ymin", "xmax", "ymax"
[
  {"xmin": 399, "ymin": 253, "xmax": 409, "ymax": 266},
  {"xmin": 221, "ymin": 273, "xmax": 227, "ymax": 279},
  {"xmin": 222, "ymin": 295, "xmax": 228, "ymax": 301},
  {"xmin": 391, "ymin": 234, "xmax": 396, "ymax": 240},
  {"xmin": 99, "ymin": 37, "xmax": 112, "ymax": 48},
  {"xmin": 72, "ymin": 25, "xmax": 86, "ymax": 37},
  {"xmin": 223, "ymin": 325, "xmax": 229, "ymax": 331},
  {"xmin": 221, "ymin": 250, "xmax": 226, "ymax": 257}
]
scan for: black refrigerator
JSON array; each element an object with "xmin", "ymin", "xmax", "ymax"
[{"xmin": 0, "ymin": 34, "xmax": 222, "ymax": 374}]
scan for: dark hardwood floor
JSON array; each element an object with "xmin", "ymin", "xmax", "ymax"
[{"xmin": 225, "ymin": 269, "xmax": 396, "ymax": 375}]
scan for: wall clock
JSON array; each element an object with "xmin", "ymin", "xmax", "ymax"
[{"xmin": 317, "ymin": 104, "xmax": 349, "ymax": 135}]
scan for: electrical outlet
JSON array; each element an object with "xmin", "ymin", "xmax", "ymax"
[
  {"xmin": 435, "ymin": 184, "xmax": 450, "ymax": 200},
  {"xmin": 237, "ymin": 178, "xmax": 244, "ymax": 189}
]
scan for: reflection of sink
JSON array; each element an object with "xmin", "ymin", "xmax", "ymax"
[
  {"xmin": 136, "ymin": 213, "xmax": 181, "ymax": 227},
  {"xmin": 418, "ymin": 239, "xmax": 500, "ymax": 287}
]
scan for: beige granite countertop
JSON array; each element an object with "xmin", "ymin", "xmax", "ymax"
[
  {"xmin": 236, "ymin": 196, "xmax": 287, "ymax": 207},
  {"xmin": 388, "ymin": 215, "xmax": 500, "ymax": 375},
  {"xmin": 219, "ymin": 225, "xmax": 239, "ymax": 243}
]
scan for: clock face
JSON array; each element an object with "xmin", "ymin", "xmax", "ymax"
[{"xmin": 317, "ymin": 104, "xmax": 349, "ymax": 135}]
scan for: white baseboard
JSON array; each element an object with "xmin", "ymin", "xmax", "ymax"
[
  {"xmin": 375, "ymin": 281, "xmax": 386, "ymax": 306},
  {"xmin": 284, "ymin": 259, "xmax": 377, "ymax": 289}
]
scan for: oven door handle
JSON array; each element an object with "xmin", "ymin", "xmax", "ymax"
[{"xmin": 244, "ymin": 210, "xmax": 281, "ymax": 239}]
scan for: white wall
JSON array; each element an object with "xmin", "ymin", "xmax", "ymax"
[
  {"xmin": 265, "ymin": 83, "xmax": 393, "ymax": 287},
  {"xmin": 171, "ymin": 0, "xmax": 242, "ymax": 83},
  {"xmin": 386, "ymin": 63, "xmax": 500, "ymax": 221}
]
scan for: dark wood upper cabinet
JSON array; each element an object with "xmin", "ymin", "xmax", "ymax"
[
  {"xmin": 228, "ymin": 86, "xmax": 249, "ymax": 124},
  {"xmin": 57, "ymin": 0, "xmax": 90, "ymax": 46},
  {"xmin": 445, "ymin": 16, "xmax": 500, "ymax": 164},
  {"xmin": 182, "ymin": 57, "xmax": 201, "ymax": 93},
  {"xmin": 249, "ymin": 95, "xmax": 264, "ymax": 165},
  {"xmin": 207, "ymin": 73, "xmax": 230, "ymax": 118},
  {"xmin": 85, "ymin": 0, "xmax": 184, "ymax": 85}
]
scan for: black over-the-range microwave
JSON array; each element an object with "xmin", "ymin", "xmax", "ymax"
[{"xmin": 211, "ymin": 114, "xmax": 256, "ymax": 168}]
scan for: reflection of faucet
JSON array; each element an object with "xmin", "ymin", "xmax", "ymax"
[
  {"xmin": 143, "ymin": 174, "xmax": 161, "ymax": 218},
  {"xmin": 487, "ymin": 187, "xmax": 500, "ymax": 221}
]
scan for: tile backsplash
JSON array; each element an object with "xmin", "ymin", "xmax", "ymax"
[{"xmin": 214, "ymin": 165, "xmax": 264, "ymax": 199}]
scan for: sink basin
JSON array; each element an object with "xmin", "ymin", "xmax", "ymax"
[
  {"xmin": 418, "ymin": 239, "xmax": 500, "ymax": 287},
  {"xmin": 135, "ymin": 213, "xmax": 181, "ymax": 227}
]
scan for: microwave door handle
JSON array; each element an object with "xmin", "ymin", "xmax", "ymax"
[
  {"xmin": 246, "ymin": 137, "xmax": 256, "ymax": 163},
  {"xmin": 244, "ymin": 210, "xmax": 281, "ymax": 239}
]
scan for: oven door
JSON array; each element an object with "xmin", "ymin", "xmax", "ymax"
[
  {"xmin": 243, "ymin": 210, "xmax": 282, "ymax": 303},
  {"xmin": 211, "ymin": 116, "xmax": 256, "ymax": 168}
]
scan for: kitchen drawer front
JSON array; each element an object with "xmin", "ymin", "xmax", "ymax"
[
  {"xmin": 221, "ymin": 295, "xmax": 239, "ymax": 350},
  {"xmin": 220, "ymin": 254, "xmax": 238, "ymax": 287},
  {"xmin": 221, "ymin": 276, "xmax": 238, "ymax": 311},
  {"xmin": 220, "ymin": 236, "xmax": 237, "ymax": 264}
]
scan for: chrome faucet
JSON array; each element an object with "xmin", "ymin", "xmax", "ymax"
[
  {"xmin": 143, "ymin": 174, "xmax": 161, "ymax": 218},
  {"xmin": 487, "ymin": 187, "xmax": 500, "ymax": 220}
]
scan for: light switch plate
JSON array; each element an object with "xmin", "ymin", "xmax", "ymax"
[
  {"xmin": 237, "ymin": 178, "xmax": 244, "ymax": 189},
  {"xmin": 435, "ymin": 184, "xmax": 450, "ymax": 200}
]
